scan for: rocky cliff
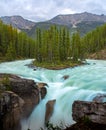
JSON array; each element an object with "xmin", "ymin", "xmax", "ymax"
[
  {"xmin": 72, "ymin": 100, "xmax": 106, "ymax": 125},
  {"xmin": 0, "ymin": 91, "xmax": 24, "ymax": 130},
  {"xmin": 0, "ymin": 73, "xmax": 47, "ymax": 130},
  {"xmin": 66, "ymin": 100, "xmax": 106, "ymax": 130}
]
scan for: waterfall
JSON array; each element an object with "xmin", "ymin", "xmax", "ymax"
[{"xmin": 0, "ymin": 59, "xmax": 106, "ymax": 130}]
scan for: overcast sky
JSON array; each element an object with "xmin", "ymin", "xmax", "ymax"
[{"xmin": 0, "ymin": 0, "xmax": 106, "ymax": 22}]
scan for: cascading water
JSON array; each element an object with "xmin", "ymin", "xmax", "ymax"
[{"xmin": 0, "ymin": 59, "xmax": 106, "ymax": 130}]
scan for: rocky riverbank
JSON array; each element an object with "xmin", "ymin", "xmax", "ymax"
[
  {"xmin": 0, "ymin": 73, "xmax": 47, "ymax": 130},
  {"xmin": 66, "ymin": 100, "xmax": 106, "ymax": 130},
  {"xmin": 0, "ymin": 73, "xmax": 106, "ymax": 130}
]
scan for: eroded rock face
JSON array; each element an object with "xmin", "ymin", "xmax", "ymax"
[
  {"xmin": 45, "ymin": 99, "xmax": 56, "ymax": 123},
  {"xmin": 0, "ymin": 73, "xmax": 47, "ymax": 130},
  {"xmin": 36, "ymin": 82, "xmax": 47, "ymax": 99},
  {"xmin": 40, "ymin": 87, "xmax": 47, "ymax": 99},
  {"xmin": 0, "ymin": 73, "xmax": 47, "ymax": 117},
  {"xmin": 72, "ymin": 100, "xmax": 106, "ymax": 125},
  {"xmin": 0, "ymin": 74, "xmax": 40, "ymax": 117},
  {"xmin": 0, "ymin": 91, "xmax": 24, "ymax": 130}
]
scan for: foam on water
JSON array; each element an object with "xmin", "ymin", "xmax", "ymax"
[{"xmin": 0, "ymin": 59, "xmax": 106, "ymax": 130}]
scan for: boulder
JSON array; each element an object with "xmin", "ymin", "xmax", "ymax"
[
  {"xmin": 72, "ymin": 100, "xmax": 106, "ymax": 125},
  {"xmin": 45, "ymin": 99, "xmax": 56, "ymax": 123},
  {"xmin": 0, "ymin": 91, "xmax": 24, "ymax": 130},
  {"xmin": 0, "ymin": 73, "xmax": 47, "ymax": 117},
  {"xmin": 25, "ymin": 64, "xmax": 37, "ymax": 70},
  {"xmin": 62, "ymin": 75, "xmax": 69, "ymax": 80},
  {"xmin": 0, "ymin": 73, "xmax": 48, "ymax": 129},
  {"xmin": 0, "ymin": 74, "xmax": 40, "ymax": 117}
]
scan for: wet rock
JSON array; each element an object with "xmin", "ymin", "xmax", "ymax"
[
  {"xmin": 45, "ymin": 99, "xmax": 56, "ymax": 123},
  {"xmin": 72, "ymin": 100, "xmax": 106, "ymax": 125},
  {"xmin": 36, "ymin": 82, "xmax": 48, "ymax": 99},
  {"xmin": 2, "ymin": 74, "xmax": 39, "ymax": 117},
  {"xmin": 0, "ymin": 73, "xmax": 48, "ymax": 129},
  {"xmin": 0, "ymin": 91, "xmax": 24, "ymax": 130},
  {"xmin": 62, "ymin": 75, "xmax": 69, "ymax": 80},
  {"xmin": 36, "ymin": 82, "xmax": 48, "ymax": 88},
  {"xmin": 93, "ymin": 93, "xmax": 106, "ymax": 102},
  {"xmin": 0, "ymin": 74, "xmax": 47, "ymax": 117},
  {"xmin": 25, "ymin": 64, "xmax": 37, "ymax": 70},
  {"xmin": 40, "ymin": 87, "xmax": 47, "ymax": 99}
]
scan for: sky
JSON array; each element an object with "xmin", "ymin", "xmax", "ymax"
[{"xmin": 0, "ymin": 0, "xmax": 106, "ymax": 22}]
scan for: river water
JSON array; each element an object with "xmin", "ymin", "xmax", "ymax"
[{"xmin": 0, "ymin": 59, "xmax": 106, "ymax": 130}]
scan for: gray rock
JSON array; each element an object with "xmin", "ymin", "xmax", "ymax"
[
  {"xmin": 72, "ymin": 100, "xmax": 106, "ymax": 125},
  {"xmin": 0, "ymin": 73, "xmax": 47, "ymax": 117},
  {"xmin": 0, "ymin": 91, "xmax": 24, "ymax": 130}
]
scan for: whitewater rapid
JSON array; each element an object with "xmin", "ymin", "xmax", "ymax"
[{"xmin": 0, "ymin": 59, "xmax": 106, "ymax": 130}]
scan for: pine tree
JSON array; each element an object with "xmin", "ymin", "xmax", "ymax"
[{"xmin": 6, "ymin": 42, "xmax": 16, "ymax": 61}]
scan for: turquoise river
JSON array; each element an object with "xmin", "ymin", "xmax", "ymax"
[{"xmin": 0, "ymin": 59, "xmax": 106, "ymax": 130}]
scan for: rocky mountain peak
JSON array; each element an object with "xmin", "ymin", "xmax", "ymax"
[
  {"xmin": 49, "ymin": 12, "xmax": 106, "ymax": 26},
  {"xmin": 0, "ymin": 15, "xmax": 36, "ymax": 30}
]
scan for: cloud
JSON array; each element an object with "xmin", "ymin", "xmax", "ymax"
[{"xmin": 0, "ymin": 0, "xmax": 106, "ymax": 22}]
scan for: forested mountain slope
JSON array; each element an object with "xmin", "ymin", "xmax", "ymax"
[
  {"xmin": 0, "ymin": 20, "xmax": 35, "ymax": 61},
  {"xmin": 1, "ymin": 12, "xmax": 106, "ymax": 38}
]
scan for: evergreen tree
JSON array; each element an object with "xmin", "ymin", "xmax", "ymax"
[{"xmin": 6, "ymin": 42, "xmax": 16, "ymax": 61}]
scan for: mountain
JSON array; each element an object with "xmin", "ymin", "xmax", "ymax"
[
  {"xmin": 28, "ymin": 12, "xmax": 106, "ymax": 37},
  {"xmin": 27, "ymin": 21, "xmax": 67, "ymax": 38},
  {"xmin": 49, "ymin": 12, "xmax": 106, "ymax": 26},
  {"xmin": 1, "ymin": 12, "xmax": 106, "ymax": 37},
  {"xmin": 0, "ymin": 15, "xmax": 36, "ymax": 30},
  {"xmin": 48, "ymin": 12, "xmax": 106, "ymax": 35}
]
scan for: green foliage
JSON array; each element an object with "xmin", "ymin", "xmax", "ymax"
[
  {"xmin": 45, "ymin": 122, "xmax": 61, "ymax": 130},
  {"xmin": 0, "ymin": 20, "xmax": 35, "ymax": 60},
  {"xmin": 82, "ymin": 24, "xmax": 106, "ymax": 54},
  {"xmin": 1, "ymin": 19, "xmax": 106, "ymax": 68},
  {"xmin": 40, "ymin": 122, "xmax": 62, "ymax": 130},
  {"xmin": 82, "ymin": 116, "xmax": 91, "ymax": 124},
  {"xmin": 0, "ymin": 75, "xmax": 11, "ymax": 91},
  {"xmin": 6, "ymin": 42, "xmax": 16, "ymax": 61},
  {"xmin": 77, "ymin": 21, "xmax": 104, "ymax": 36},
  {"xmin": 35, "ymin": 25, "xmax": 83, "ymax": 65},
  {"xmin": 33, "ymin": 60, "xmax": 82, "ymax": 69}
]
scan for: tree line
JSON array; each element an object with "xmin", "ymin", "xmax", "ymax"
[
  {"xmin": 82, "ymin": 24, "xmax": 106, "ymax": 55},
  {"xmin": 0, "ymin": 20, "xmax": 106, "ymax": 64},
  {"xmin": 0, "ymin": 20, "xmax": 35, "ymax": 61},
  {"xmin": 35, "ymin": 26, "xmax": 84, "ymax": 64}
]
